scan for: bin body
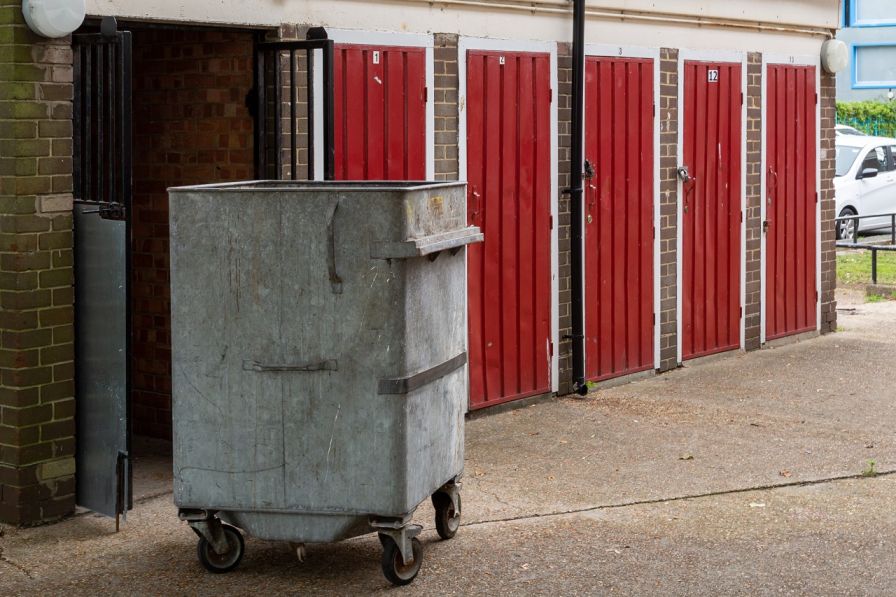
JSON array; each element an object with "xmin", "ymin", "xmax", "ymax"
[{"xmin": 169, "ymin": 181, "xmax": 477, "ymax": 542}]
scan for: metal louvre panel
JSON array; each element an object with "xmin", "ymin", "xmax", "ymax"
[
  {"xmin": 333, "ymin": 44, "xmax": 427, "ymax": 180},
  {"xmin": 682, "ymin": 61, "xmax": 742, "ymax": 360},
  {"xmin": 466, "ymin": 50, "xmax": 552, "ymax": 410},
  {"xmin": 766, "ymin": 64, "xmax": 818, "ymax": 341},
  {"xmin": 584, "ymin": 56, "xmax": 655, "ymax": 382}
]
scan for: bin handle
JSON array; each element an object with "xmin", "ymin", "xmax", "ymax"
[
  {"xmin": 243, "ymin": 359, "xmax": 338, "ymax": 372},
  {"xmin": 327, "ymin": 199, "xmax": 343, "ymax": 294},
  {"xmin": 378, "ymin": 352, "xmax": 466, "ymax": 395}
]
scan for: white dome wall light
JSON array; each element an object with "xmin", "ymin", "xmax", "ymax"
[
  {"xmin": 22, "ymin": 0, "xmax": 86, "ymax": 38},
  {"xmin": 821, "ymin": 39, "xmax": 849, "ymax": 75}
]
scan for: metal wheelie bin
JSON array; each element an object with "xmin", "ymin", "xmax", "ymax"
[{"xmin": 168, "ymin": 181, "xmax": 480, "ymax": 585}]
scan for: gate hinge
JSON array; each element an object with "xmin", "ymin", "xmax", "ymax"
[
  {"xmin": 424, "ymin": 87, "xmax": 428, "ymax": 103},
  {"xmin": 815, "ymin": 192, "xmax": 818, "ymax": 203},
  {"xmin": 815, "ymin": 92, "xmax": 818, "ymax": 105},
  {"xmin": 549, "ymin": 88, "xmax": 553, "ymax": 103},
  {"xmin": 549, "ymin": 340, "xmax": 554, "ymax": 356},
  {"xmin": 740, "ymin": 307, "xmax": 743, "ymax": 319},
  {"xmin": 549, "ymin": 215, "xmax": 553, "ymax": 230},
  {"xmin": 740, "ymin": 92, "xmax": 744, "ymax": 105}
]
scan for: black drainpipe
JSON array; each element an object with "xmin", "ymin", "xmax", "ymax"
[{"xmin": 568, "ymin": 0, "xmax": 588, "ymax": 396}]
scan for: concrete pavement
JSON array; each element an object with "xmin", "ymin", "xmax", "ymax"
[{"xmin": 2, "ymin": 289, "xmax": 896, "ymax": 595}]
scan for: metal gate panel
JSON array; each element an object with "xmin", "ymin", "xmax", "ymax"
[
  {"xmin": 72, "ymin": 30, "xmax": 132, "ymax": 519},
  {"xmin": 584, "ymin": 57, "xmax": 654, "ymax": 381},
  {"xmin": 681, "ymin": 61, "xmax": 742, "ymax": 360},
  {"xmin": 466, "ymin": 50, "xmax": 552, "ymax": 410},
  {"xmin": 333, "ymin": 44, "xmax": 426, "ymax": 180},
  {"xmin": 766, "ymin": 64, "xmax": 818, "ymax": 341}
]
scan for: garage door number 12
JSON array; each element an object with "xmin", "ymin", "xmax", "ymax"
[{"xmin": 707, "ymin": 69, "xmax": 719, "ymax": 83}]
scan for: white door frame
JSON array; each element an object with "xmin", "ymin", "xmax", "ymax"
[
  {"xmin": 457, "ymin": 36, "xmax": 560, "ymax": 394},
  {"xmin": 760, "ymin": 53, "xmax": 822, "ymax": 344},
  {"xmin": 582, "ymin": 44, "xmax": 662, "ymax": 373},
  {"xmin": 313, "ymin": 29, "xmax": 435, "ymax": 180},
  {"xmin": 676, "ymin": 49, "xmax": 748, "ymax": 364}
]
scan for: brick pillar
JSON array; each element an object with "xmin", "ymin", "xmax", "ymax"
[
  {"xmin": 819, "ymin": 69, "xmax": 837, "ymax": 333},
  {"xmin": 657, "ymin": 48, "xmax": 679, "ymax": 372},
  {"xmin": 743, "ymin": 52, "xmax": 763, "ymax": 351},
  {"xmin": 0, "ymin": 1, "xmax": 76, "ymax": 525},
  {"xmin": 434, "ymin": 33, "xmax": 459, "ymax": 181},
  {"xmin": 556, "ymin": 42, "xmax": 573, "ymax": 396}
]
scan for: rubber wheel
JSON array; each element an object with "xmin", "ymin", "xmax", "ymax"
[
  {"xmin": 838, "ymin": 207, "xmax": 857, "ymax": 242},
  {"xmin": 197, "ymin": 523, "xmax": 245, "ymax": 573},
  {"xmin": 432, "ymin": 492, "xmax": 461, "ymax": 540},
  {"xmin": 380, "ymin": 534, "xmax": 423, "ymax": 586}
]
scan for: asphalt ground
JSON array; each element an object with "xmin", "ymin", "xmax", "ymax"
[{"xmin": 2, "ymin": 289, "xmax": 895, "ymax": 595}]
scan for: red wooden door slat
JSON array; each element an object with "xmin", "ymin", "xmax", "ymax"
[
  {"xmin": 466, "ymin": 54, "xmax": 486, "ymax": 403},
  {"xmin": 467, "ymin": 50, "xmax": 552, "ymax": 410},
  {"xmin": 333, "ymin": 44, "xmax": 426, "ymax": 181},
  {"xmin": 584, "ymin": 56, "xmax": 655, "ymax": 382},
  {"xmin": 682, "ymin": 61, "xmax": 742, "ymax": 360},
  {"xmin": 765, "ymin": 64, "xmax": 817, "ymax": 341}
]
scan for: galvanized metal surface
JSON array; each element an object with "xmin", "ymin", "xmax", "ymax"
[
  {"xmin": 74, "ymin": 204, "xmax": 130, "ymax": 518},
  {"xmin": 169, "ymin": 181, "xmax": 474, "ymax": 543},
  {"xmin": 334, "ymin": 44, "xmax": 427, "ymax": 180},
  {"xmin": 681, "ymin": 61, "xmax": 743, "ymax": 360},
  {"xmin": 584, "ymin": 56, "xmax": 655, "ymax": 382},
  {"xmin": 465, "ymin": 50, "xmax": 553, "ymax": 410},
  {"xmin": 766, "ymin": 64, "xmax": 818, "ymax": 341}
]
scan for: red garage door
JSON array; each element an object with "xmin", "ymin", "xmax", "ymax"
[
  {"xmin": 584, "ymin": 56, "xmax": 654, "ymax": 381},
  {"xmin": 766, "ymin": 64, "xmax": 817, "ymax": 340},
  {"xmin": 681, "ymin": 61, "xmax": 742, "ymax": 360},
  {"xmin": 466, "ymin": 50, "xmax": 552, "ymax": 410},
  {"xmin": 333, "ymin": 44, "xmax": 426, "ymax": 180}
]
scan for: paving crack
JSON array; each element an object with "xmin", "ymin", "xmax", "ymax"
[
  {"xmin": 0, "ymin": 546, "xmax": 34, "ymax": 579},
  {"xmin": 461, "ymin": 469, "xmax": 896, "ymax": 529}
]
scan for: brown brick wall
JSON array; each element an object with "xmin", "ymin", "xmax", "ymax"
[
  {"xmin": 273, "ymin": 25, "xmax": 310, "ymax": 180},
  {"xmin": 434, "ymin": 33, "xmax": 459, "ymax": 181},
  {"xmin": 557, "ymin": 43, "xmax": 573, "ymax": 396},
  {"xmin": 0, "ymin": 0, "xmax": 76, "ymax": 525},
  {"xmin": 819, "ymin": 68, "xmax": 837, "ymax": 333},
  {"xmin": 130, "ymin": 28, "xmax": 256, "ymax": 439},
  {"xmin": 744, "ymin": 52, "xmax": 762, "ymax": 351},
  {"xmin": 658, "ymin": 48, "xmax": 679, "ymax": 371}
]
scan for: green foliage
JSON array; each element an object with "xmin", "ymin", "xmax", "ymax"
[
  {"xmin": 837, "ymin": 100, "xmax": 896, "ymax": 122},
  {"xmin": 863, "ymin": 459, "xmax": 878, "ymax": 478},
  {"xmin": 837, "ymin": 101, "xmax": 896, "ymax": 137}
]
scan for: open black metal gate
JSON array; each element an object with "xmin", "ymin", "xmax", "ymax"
[
  {"xmin": 72, "ymin": 22, "xmax": 133, "ymax": 522},
  {"xmin": 71, "ymin": 22, "xmax": 335, "ymax": 522},
  {"xmin": 255, "ymin": 28, "xmax": 335, "ymax": 181}
]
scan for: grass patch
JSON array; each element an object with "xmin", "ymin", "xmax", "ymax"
[{"xmin": 837, "ymin": 250, "xmax": 896, "ymax": 286}]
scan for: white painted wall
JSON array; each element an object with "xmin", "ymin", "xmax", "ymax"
[{"xmin": 88, "ymin": 0, "xmax": 838, "ymax": 55}]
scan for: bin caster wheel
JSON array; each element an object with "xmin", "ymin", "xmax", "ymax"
[
  {"xmin": 197, "ymin": 523, "xmax": 245, "ymax": 573},
  {"xmin": 379, "ymin": 534, "xmax": 423, "ymax": 586},
  {"xmin": 432, "ymin": 491, "xmax": 461, "ymax": 540}
]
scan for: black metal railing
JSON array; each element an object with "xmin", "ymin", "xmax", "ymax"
[{"xmin": 835, "ymin": 212, "xmax": 896, "ymax": 284}]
